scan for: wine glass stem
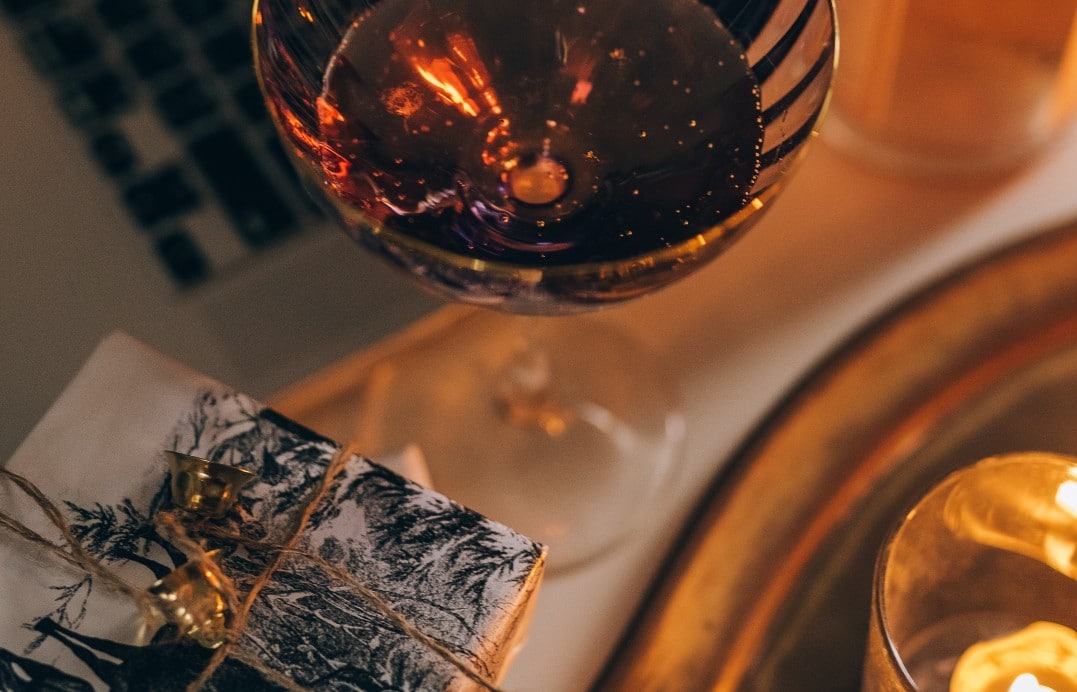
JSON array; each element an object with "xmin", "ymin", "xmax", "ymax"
[{"xmin": 493, "ymin": 321, "xmax": 574, "ymax": 437}]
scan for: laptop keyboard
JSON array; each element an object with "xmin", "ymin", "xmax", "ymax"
[{"xmin": 2, "ymin": 0, "xmax": 323, "ymax": 288}]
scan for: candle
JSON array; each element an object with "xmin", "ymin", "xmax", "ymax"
[{"xmin": 950, "ymin": 621, "xmax": 1077, "ymax": 692}]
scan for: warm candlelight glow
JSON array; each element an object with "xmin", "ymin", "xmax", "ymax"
[
  {"xmin": 1009, "ymin": 672, "xmax": 1057, "ymax": 692},
  {"xmin": 865, "ymin": 455, "xmax": 1077, "ymax": 692},
  {"xmin": 1055, "ymin": 479, "xmax": 1077, "ymax": 518},
  {"xmin": 943, "ymin": 455, "xmax": 1077, "ymax": 579},
  {"xmin": 950, "ymin": 622, "xmax": 1077, "ymax": 692}
]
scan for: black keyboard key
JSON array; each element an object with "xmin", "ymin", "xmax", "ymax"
[
  {"xmin": 155, "ymin": 77, "xmax": 217, "ymax": 128},
  {"xmin": 170, "ymin": 0, "xmax": 223, "ymax": 26},
  {"xmin": 123, "ymin": 165, "xmax": 200, "ymax": 226},
  {"xmin": 90, "ymin": 130, "xmax": 136, "ymax": 176},
  {"xmin": 234, "ymin": 79, "xmax": 268, "ymax": 123},
  {"xmin": 1, "ymin": 0, "xmax": 52, "ymax": 17},
  {"xmin": 58, "ymin": 70, "xmax": 131, "ymax": 125},
  {"xmin": 189, "ymin": 128, "xmax": 297, "ymax": 246},
  {"xmin": 95, "ymin": 0, "xmax": 150, "ymax": 29},
  {"xmin": 23, "ymin": 18, "xmax": 100, "ymax": 73},
  {"xmin": 203, "ymin": 25, "xmax": 251, "ymax": 74},
  {"xmin": 155, "ymin": 230, "xmax": 209, "ymax": 286},
  {"xmin": 125, "ymin": 30, "xmax": 184, "ymax": 79}
]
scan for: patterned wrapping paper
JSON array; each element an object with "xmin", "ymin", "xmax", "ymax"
[{"xmin": 0, "ymin": 333, "xmax": 546, "ymax": 690}]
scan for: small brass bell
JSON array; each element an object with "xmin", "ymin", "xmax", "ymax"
[
  {"xmin": 147, "ymin": 550, "xmax": 233, "ymax": 649},
  {"xmin": 163, "ymin": 451, "xmax": 256, "ymax": 519}
]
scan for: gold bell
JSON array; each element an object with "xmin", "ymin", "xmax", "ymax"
[
  {"xmin": 147, "ymin": 550, "xmax": 232, "ymax": 649},
  {"xmin": 163, "ymin": 451, "xmax": 256, "ymax": 519}
]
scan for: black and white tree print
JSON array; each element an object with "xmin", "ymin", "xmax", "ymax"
[{"xmin": 5, "ymin": 387, "xmax": 543, "ymax": 690}]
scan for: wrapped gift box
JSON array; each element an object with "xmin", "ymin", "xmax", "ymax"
[{"xmin": 0, "ymin": 333, "xmax": 545, "ymax": 690}]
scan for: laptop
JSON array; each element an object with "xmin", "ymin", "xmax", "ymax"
[{"xmin": 0, "ymin": 0, "xmax": 440, "ymax": 459}]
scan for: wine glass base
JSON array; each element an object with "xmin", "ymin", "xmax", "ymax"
[{"xmin": 354, "ymin": 310, "xmax": 686, "ymax": 574}]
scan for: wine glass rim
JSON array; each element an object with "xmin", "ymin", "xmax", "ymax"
[{"xmin": 319, "ymin": 187, "xmax": 779, "ymax": 280}]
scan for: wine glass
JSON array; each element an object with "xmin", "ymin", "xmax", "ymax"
[{"xmin": 254, "ymin": 0, "xmax": 836, "ymax": 571}]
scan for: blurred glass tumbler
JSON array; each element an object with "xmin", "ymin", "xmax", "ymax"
[
  {"xmin": 863, "ymin": 452, "xmax": 1077, "ymax": 692},
  {"xmin": 827, "ymin": 1, "xmax": 1077, "ymax": 177}
]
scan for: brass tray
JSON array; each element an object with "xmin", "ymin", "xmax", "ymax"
[{"xmin": 595, "ymin": 219, "xmax": 1077, "ymax": 691}]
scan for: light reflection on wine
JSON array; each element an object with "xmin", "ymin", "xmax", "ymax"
[{"xmin": 280, "ymin": 0, "xmax": 780, "ymax": 311}]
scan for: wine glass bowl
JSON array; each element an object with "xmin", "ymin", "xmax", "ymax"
[
  {"xmin": 255, "ymin": 0, "xmax": 836, "ymax": 314},
  {"xmin": 254, "ymin": 0, "xmax": 836, "ymax": 570}
]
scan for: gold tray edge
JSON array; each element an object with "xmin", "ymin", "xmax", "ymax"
[{"xmin": 595, "ymin": 219, "xmax": 1077, "ymax": 691}]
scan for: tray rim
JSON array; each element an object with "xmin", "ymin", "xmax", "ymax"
[{"xmin": 595, "ymin": 217, "xmax": 1077, "ymax": 691}]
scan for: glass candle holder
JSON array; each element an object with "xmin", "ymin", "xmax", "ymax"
[
  {"xmin": 863, "ymin": 452, "xmax": 1077, "ymax": 692},
  {"xmin": 826, "ymin": 1, "xmax": 1077, "ymax": 178}
]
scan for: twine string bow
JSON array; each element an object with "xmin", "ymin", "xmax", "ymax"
[{"xmin": 0, "ymin": 447, "xmax": 502, "ymax": 692}]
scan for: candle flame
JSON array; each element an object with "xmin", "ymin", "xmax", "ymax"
[
  {"xmin": 1009, "ymin": 672, "xmax": 1056, "ymax": 692},
  {"xmin": 1055, "ymin": 480, "xmax": 1077, "ymax": 518},
  {"xmin": 951, "ymin": 622, "xmax": 1077, "ymax": 692}
]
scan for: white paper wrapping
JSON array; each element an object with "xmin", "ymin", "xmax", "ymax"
[{"xmin": 0, "ymin": 332, "xmax": 545, "ymax": 690}]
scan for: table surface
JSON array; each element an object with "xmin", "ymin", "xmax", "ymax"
[{"xmin": 267, "ymin": 120, "xmax": 1077, "ymax": 692}]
